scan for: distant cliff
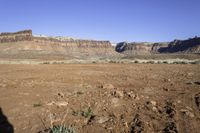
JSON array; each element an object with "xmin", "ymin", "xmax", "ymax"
[
  {"xmin": 0, "ymin": 30, "xmax": 111, "ymax": 48},
  {"xmin": 0, "ymin": 30, "xmax": 118, "ymax": 60},
  {"xmin": 33, "ymin": 36, "xmax": 111, "ymax": 48},
  {"xmin": 0, "ymin": 30, "xmax": 32, "ymax": 43},
  {"xmin": 116, "ymin": 37, "xmax": 200, "ymax": 54},
  {"xmin": 157, "ymin": 37, "xmax": 200, "ymax": 53}
]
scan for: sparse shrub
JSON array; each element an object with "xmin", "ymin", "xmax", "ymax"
[
  {"xmin": 157, "ymin": 61, "xmax": 161, "ymax": 64},
  {"xmin": 173, "ymin": 61, "xmax": 179, "ymax": 64},
  {"xmin": 147, "ymin": 61, "xmax": 155, "ymax": 64},
  {"xmin": 81, "ymin": 107, "xmax": 94, "ymax": 118},
  {"xmin": 72, "ymin": 107, "xmax": 95, "ymax": 119},
  {"xmin": 180, "ymin": 61, "xmax": 187, "ymax": 64},
  {"xmin": 51, "ymin": 125, "xmax": 76, "ymax": 133},
  {"xmin": 190, "ymin": 61, "xmax": 200, "ymax": 64},
  {"xmin": 163, "ymin": 61, "xmax": 168, "ymax": 64},
  {"xmin": 92, "ymin": 61, "xmax": 96, "ymax": 64},
  {"xmin": 109, "ymin": 60, "xmax": 116, "ymax": 63},
  {"xmin": 43, "ymin": 61, "xmax": 50, "ymax": 64},
  {"xmin": 33, "ymin": 103, "xmax": 42, "ymax": 107},
  {"xmin": 76, "ymin": 91, "xmax": 83, "ymax": 95},
  {"xmin": 134, "ymin": 60, "xmax": 139, "ymax": 63}
]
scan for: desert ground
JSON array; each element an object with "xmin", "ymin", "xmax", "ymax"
[{"xmin": 0, "ymin": 64, "xmax": 200, "ymax": 133}]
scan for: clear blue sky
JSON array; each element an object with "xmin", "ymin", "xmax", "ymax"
[{"xmin": 0, "ymin": 0, "xmax": 200, "ymax": 42}]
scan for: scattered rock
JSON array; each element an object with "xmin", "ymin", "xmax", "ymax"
[
  {"xmin": 57, "ymin": 92, "xmax": 64, "ymax": 98},
  {"xmin": 112, "ymin": 90, "xmax": 124, "ymax": 98},
  {"xmin": 152, "ymin": 107, "xmax": 158, "ymax": 112},
  {"xmin": 180, "ymin": 109, "xmax": 195, "ymax": 118},
  {"xmin": 111, "ymin": 98, "xmax": 120, "ymax": 107},
  {"xmin": 126, "ymin": 91, "xmax": 136, "ymax": 98},
  {"xmin": 47, "ymin": 101, "xmax": 68, "ymax": 107},
  {"xmin": 164, "ymin": 79, "xmax": 171, "ymax": 82},
  {"xmin": 97, "ymin": 116, "xmax": 110, "ymax": 124},
  {"xmin": 96, "ymin": 84, "xmax": 103, "ymax": 88},
  {"xmin": 163, "ymin": 87, "xmax": 169, "ymax": 91},
  {"xmin": 150, "ymin": 101, "xmax": 157, "ymax": 106},
  {"xmin": 103, "ymin": 84, "xmax": 115, "ymax": 89},
  {"xmin": 195, "ymin": 93, "xmax": 200, "ymax": 111},
  {"xmin": 177, "ymin": 100, "xmax": 181, "ymax": 104}
]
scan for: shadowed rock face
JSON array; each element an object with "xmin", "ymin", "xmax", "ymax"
[
  {"xmin": 158, "ymin": 37, "xmax": 200, "ymax": 53},
  {"xmin": 116, "ymin": 37, "xmax": 200, "ymax": 54},
  {"xmin": 115, "ymin": 42, "xmax": 128, "ymax": 52}
]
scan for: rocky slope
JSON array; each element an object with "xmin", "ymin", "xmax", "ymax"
[{"xmin": 116, "ymin": 37, "xmax": 200, "ymax": 55}]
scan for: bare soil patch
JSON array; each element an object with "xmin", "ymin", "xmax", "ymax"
[{"xmin": 0, "ymin": 64, "xmax": 200, "ymax": 133}]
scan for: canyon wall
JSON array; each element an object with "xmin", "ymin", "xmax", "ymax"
[
  {"xmin": 33, "ymin": 37, "xmax": 111, "ymax": 48},
  {"xmin": 0, "ymin": 30, "xmax": 32, "ymax": 43},
  {"xmin": 0, "ymin": 30, "xmax": 118, "ymax": 60},
  {"xmin": 116, "ymin": 37, "xmax": 200, "ymax": 55},
  {"xmin": 0, "ymin": 30, "xmax": 112, "ymax": 48}
]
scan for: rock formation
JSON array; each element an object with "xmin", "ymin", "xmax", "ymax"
[
  {"xmin": 0, "ymin": 30, "xmax": 118, "ymax": 60},
  {"xmin": 0, "ymin": 30, "xmax": 32, "ymax": 43},
  {"xmin": 116, "ymin": 37, "xmax": 200, "ymax": 55}
]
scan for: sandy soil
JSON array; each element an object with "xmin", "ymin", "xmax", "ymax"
[{"xmin": 0, "ymin": 64, "xmax": 200, "ymax": 133}]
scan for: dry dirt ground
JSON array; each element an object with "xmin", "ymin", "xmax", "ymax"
[{"xmin": 0, "ymin": 64, "xmax": 200, "ymax": 133}]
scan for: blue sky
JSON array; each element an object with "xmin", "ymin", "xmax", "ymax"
[{"xmin": 0, "ymin": 0, "xmax": 200, "ymax": 42}]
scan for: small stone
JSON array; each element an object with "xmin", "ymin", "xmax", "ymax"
[
  {"xmin": 186, "ymin": 106, "xmax": 193, "ymax": 111},
  {"xmin": 152, "ymin": 107, "xmax": 158, "ymax": 112},
  {"xmin": 47, "ymin": 101, "xmax": 68, "ymax": 106},
  {"xmin": 180, "ymin": 109, "xmax": 195, "ymax": 118},
  {"xmin": 56, "ymin": 101, "xmax": 68, "ymax": 106},
  {"xmin": 111, "ymin": 98, "xmax": 120, "ymax": 107},
  {"xmin": 103, "ymin": 84, "xmax": 115, "ymax": 89},
  {"xmin": 98, "ymin": 117, "xmax": 110, "ymax": 124},
  {"xmin": 127, "ymin": 91, "xmax": 135, "ymax": 98},
  {"xmin": 113, "ymin": 90, "xmax": 124, "ymax": 98},
  {"xmin": 58, "ymin": 92, "xmax": 64, "ymax": 98},
  {"xmin": 97, "ymin": 84, "xmax": 103, "ymax": 88},
  {"xmin": 135, "ymin": 95, "xmax": 140, "ymax": 100},
  {"xmin": 107, "ymin": 127, "xmax": 113, "ymax": 130},
  {"xmin": 150, "ymin": 101, "xmax": 157, "ymax": 106},
  {"xmin": 163, "ymin": 87, "xmax": 169, "ymax": 91}
]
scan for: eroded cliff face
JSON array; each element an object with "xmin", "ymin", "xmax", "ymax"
[
  {"xmin": 116, "ymin": 37, "xmax": 200, "ymax": 55},
  {"xmin": 0, "ymin": 30, "xmax": 118, "ymax": 60},
  {"xmin": 0, "ymin": 30, "xmax": 112, "ymax": 48},
  {"xmin": 157, "ymin": 37, "xmax": 200, "ymax": 53},
  {"xmin": 0, "ymin": 30, "xmax": 32, "ymax": 43},
  {"xmin": 116, "ymin": 42, "xmax": 152, "ymax": 55},
  {"xmin": 32, "ymin": 36, "xmax": 111, "ymax": 48}
]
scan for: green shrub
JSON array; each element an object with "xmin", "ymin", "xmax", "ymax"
[
  {"xmin": 51, "ymin": 125, "xmax": 76, "ymax": 133},
  {"xmin": 33, "ymin": 103, "xmax": 42, "ymax": 107},
  {"xmin": 81, "ymin": 108, "xmax": 94, "ymax": 118},
  {"xmin": 134, "ymin": 60, "xmax": 139, "ymax": 63},
  {"xmin": 163, "ymin": 61, "xmax": 168, "ymax": 64}
]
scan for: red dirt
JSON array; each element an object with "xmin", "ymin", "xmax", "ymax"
[{"xmin": 0, "ymin": 64, "xmax": 200, "ymax": 133}]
